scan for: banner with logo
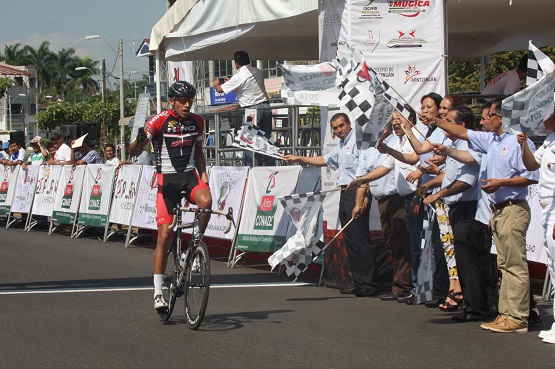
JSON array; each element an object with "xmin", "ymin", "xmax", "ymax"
[
  {"xmin": 280, "ymin": 62, "xmax": 341, "ymax": 107},
  {"xmin": 235, "ymin": 166, "xmax": 302, "ymax": 252},
  {"xmin": 0, "ymin": 166, "xmax": 20, "ymax": 215},
  {"xmin": 204, "ymin": 166, "xmax": 249, "ymax": 240},
  {"xmin": 52, "ymin": 165, "xmax": 85, "ymax": 225},
  {"xmin": 131, "ymin": 165, "xmax": 158, "ymax": 230},
  {"xmin": 10, "ymin": 165, "xmax": 39, "ymax": 214},
  {"xmin": 319, "ymin": 0, "xmax": 446, "ymax": 113},
  {"xmin": 109, "ymin": 165, "xmax": 142, "ymax": 226},
  {"xmin": 77, "ymin": 164, "xmax": 116, "ymax": 228},
  {"xmin": 31, "ymin": 165, "xmax": 63, "ymax": 217}
]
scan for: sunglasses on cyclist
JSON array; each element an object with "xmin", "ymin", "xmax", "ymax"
[{"xmin": 173, "ymin": 97, "xmax": 195, "ymax": 105}]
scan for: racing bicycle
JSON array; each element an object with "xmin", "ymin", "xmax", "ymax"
[{"xmin": 158, "ymin": 199, "xmax": 234, "ymax": 330}]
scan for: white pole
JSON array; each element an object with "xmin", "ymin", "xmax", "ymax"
[{"xmin": 119, "ymin": 38, "xmax": 126, "ymax": 161}]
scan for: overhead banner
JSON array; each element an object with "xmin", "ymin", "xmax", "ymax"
[
  {"xmin": 10, "ymin": 165, "xmax": 39, "ymax": 214},
  {"xmin": 131, "ymin": 165, "xmax": 158, "ymax": 230},
  {"xmin": 31, "ymin": 165, "xmax": 63, "ymax": 217},
  {"xmin": 52, "ymin": 165, "xmax": 85, "ymax": 225},
  {"xmin": 0, "ymin": 166, "xmax": 20, "ymax": 215},
  {"xmin": 205, "ymin": 166, "xmax": 249, "ymax": 240},
  {"xmin": 109, "ymin": 165, "xmax": 142, "ymax": 226},
  {"xmin": 77, "ymin": 164, "xmax": 116, "ymax": 228},
  {"xmin": 236, "ymin": 166, "xmax": 302, "ymax": 252},
  {"xmin": 319, "ymin": 0, "xmax": 446, "ymax": 113}
]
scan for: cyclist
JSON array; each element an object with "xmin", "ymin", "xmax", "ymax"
[{"xmin": 129, "ymin": 81, "xmax": 212, "ymax": 312}]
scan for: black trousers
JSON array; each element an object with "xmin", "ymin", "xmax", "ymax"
[
  {"xmin": 338, "ymin": 189, "xmax": 379, "ymax": 291},
  {"xmin": 449, "ymin": 200, "xmax": 489, "ymax": 318},
  {"xmin": 432, "ymin": 216, "xmax": 449, "ymax": 300}
]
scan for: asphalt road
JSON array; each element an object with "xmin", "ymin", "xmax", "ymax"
[{"xmin": 0, "ymin": 225, "xmax": 553, "ymax": 369}]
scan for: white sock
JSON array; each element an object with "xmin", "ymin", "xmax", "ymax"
[{"xmin": 153, "ymin": 274, "xmax": 164, "ymax": 297}]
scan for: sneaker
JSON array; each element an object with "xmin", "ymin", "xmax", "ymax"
[
  {"xmin": 481, "ymin": 315, "xmax": 505, "ymax": 331},
  {"xmin": 528, "ymin": 307, "xmax": 542, "ymax": 326},
  {"xmin": 487, "ymin": 316, "xmax": 528, "ymax": 333},
  {"xmin": 539, "ymin": 329, "xmax": 555, "ymax": 339},
  {"xmin": 154, "ymin": 294, "xmax": 168, "ymax": 312},
  {"xmin": 543, "ymin": 335, "xmax": 555, "ymax": 344}
]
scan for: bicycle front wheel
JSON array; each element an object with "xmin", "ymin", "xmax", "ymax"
[{"xmin": 184, "ymin": 240, "xmax": 210, "ymax": 330}]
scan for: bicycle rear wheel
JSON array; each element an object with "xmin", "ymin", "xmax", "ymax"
[
  {"xmin": 158, "ymin": 239, "xmax": 178, "ymax": 321},
  {"xmin": 184, "ymin": 240, "xmax": 210, "ymax": 330}
]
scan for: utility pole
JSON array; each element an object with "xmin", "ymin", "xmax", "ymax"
[
  {"xmin": 101, "ymin": 59, "xmax": 107, "ymax": 147},
  {"xmin": 119, "ymin": 38, "xmax": 126, "ymax": 161}
]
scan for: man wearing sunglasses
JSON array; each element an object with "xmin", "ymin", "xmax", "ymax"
[
  {"xmin": 129, "ymin": 80, "xmax": 212, "ymax": 313},
  {"xmin": 421, "ymin": 97, "xmax": 538, "ymax": 333}
]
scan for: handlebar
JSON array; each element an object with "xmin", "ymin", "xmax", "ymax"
[{"xmin": 168, "ymin": 207, "xmax": 235, "ymax": 234}]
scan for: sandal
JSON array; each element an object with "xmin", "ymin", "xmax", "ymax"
[{"xmin": 439, "ymin": 290, "xmax": 463, "ymax": 312}]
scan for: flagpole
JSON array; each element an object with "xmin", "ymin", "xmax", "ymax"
[{"xmin": 292, "ymin": 217, "xmax": 356, "ymax": 283}]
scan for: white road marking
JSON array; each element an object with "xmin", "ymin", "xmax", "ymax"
[{"xmin": 0, "ymin": 282, "xmax": 314, "ymax": 295}]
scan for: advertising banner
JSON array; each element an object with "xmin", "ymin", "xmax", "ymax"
[
  {"xmin": 204, "ymin": 166, "xmax": 248, "ymax": 240},
  {"xmin": 236, "ymin": 166, "xmax": 302, "ymax": 252},
  {"xmin": 109, "ymin": 165, "xmax": 142, "ymax": 226},
  {"xmin": 52, "ymin": 165, "xmax": 85, "ymax": 225},
  {"xmin": 131, "ymin": 165, "xmax": 158, "ymax": 230},
  {"xmin": 0, "ymin": 166, "xmax": 20, "ymax": 215},
  {"xmin": 10, "ymin": 165, "xmax": 39, "ymax": 214},
  {"xmin": 31, "ymin": 165, "xmax": 63, "ymax": 217},
  {"xmin": 77, "ymin": 164, "xmax": 116, "ymax": 228}
]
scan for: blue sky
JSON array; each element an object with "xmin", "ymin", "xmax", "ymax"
[{"xmin": 1, "ymin": 0, "xmax": 167, "ymax": 83}]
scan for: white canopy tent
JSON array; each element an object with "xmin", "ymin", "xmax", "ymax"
[
  {"xmin": 148, "ymin": 0, "xmax": 555, "ymax": 108},
  {"xmin": 150, "ymin": 0, "xmax": 555, "ymax": 61}
]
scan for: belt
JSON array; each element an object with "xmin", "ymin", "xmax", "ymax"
[
  {"xmin": 489, "ymin": 199, "xmax": 525, "ymax": 211},
  {"xmin": 377, "ymin": 193, "xmax": 398, "ymax": 203},
  {"xmin": 243, "ymin": 101, "xmax": 269, "ymax": 108}
]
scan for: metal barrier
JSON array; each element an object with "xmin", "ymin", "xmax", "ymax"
[{"xmin": 199, "ymin": 104, "xmax": 321, "ymax": 166}]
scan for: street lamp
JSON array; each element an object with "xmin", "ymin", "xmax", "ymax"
[
  {"xmin": 8, "ymin": 93, "xmax": 27, "ymax": 131},
  {"xmin": 86, "ymin": 34, "xmax": 125, "ymax": 160},
  {"xmin": 128, "ymin": 71, "xmax": 138, "ymax": 100}
]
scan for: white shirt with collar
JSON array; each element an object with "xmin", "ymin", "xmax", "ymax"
[
  {"xmin": 381, "ymin": 132, "xmax": 418, "ymax": 196},
  {"xmin": 55, "ymin": 143, "xmax": 72, "ymax": 163},
  {"xmin": 221, "ymin": 64, "xmax": 268, "ymax": 107}
]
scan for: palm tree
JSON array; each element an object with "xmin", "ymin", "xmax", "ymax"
[
  {"xmin": 51, "ymin": 48, "xmax": 79, "ymax": 100},
  {"xmin": 2, "ymin": 43, "xmax": 27, "ymax": 65},
  {"xmin": 72, "ymin": 56, "xmax": 101, "ymax": 100},
  {"xmin": 22, "ymin": 41, "xmax": 55, "ymax": 93}
]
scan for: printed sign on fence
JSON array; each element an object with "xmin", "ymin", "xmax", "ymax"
[
  {"xmin": 0, "ymin": 166, "xmax": 20, "ymax": 215},
  {"xmin": 131, "ymin": 165, "xmax": 158, "ymax": 230},
  {"xmin": 77, "ymin": 164, "xmax": 116, "ymax": 227},
  {"xmin": 52, "ymin": 165, "xmax": 85, "ymax": 225},
  {"xmin": 109, "ymin": 165, "xmax": 142, "ymax": 226},
  {"xmin": 204, "ymin": 166, "xmax": 249, "ymax": 240},
  {"xmin": 235, "ymin": 166, "xmax": 301, "ymax": 252},
  {"xmin": 31, "ymin": 165, "xmax": 63, "ymax": 217},
  {"xmin": 10, "ymin": 165, "xmax": 39, "ymax": 214}
]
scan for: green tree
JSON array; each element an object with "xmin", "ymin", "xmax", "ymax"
[
  {"xmin": 22, "ymin": 41, "xmax": 55, "ymax": 93},
  {"xmin": 72, "ymin": 56, "xmax": 100, "ymax": 101},
  {"xmin": 2, "ymin": 43, "xmax": 26, "ymax": 65},
  {"xmin": 51, "ymin": 48, "xmax": 79, "ymax": 100},
  {"xmin": 0, "ymin": 76, "xmax": 14, "ymax": 98}
]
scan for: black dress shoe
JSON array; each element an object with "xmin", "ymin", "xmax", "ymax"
[
  {"xmin": 339, "ymin": 287, "xmax": 358, "ymax": 295},
  {"xmin": 451, "ymin": 313, "xmax": 485, "ymax": 322},
  {"xmin": 397, "ymin": 293, "xmax": 415, "ymax": 304},
  {"xmin": 380, "ymin": 292, "xmax": 401, "ymax": 301},
  {"xmin": 424, "ymin": 298, "xmax": 443, "ymax": 308},
  {"xmin": 355, "ymin": 289, "xmax": 378, "ymax": 297}
]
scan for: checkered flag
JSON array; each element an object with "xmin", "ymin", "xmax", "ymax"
[
  {"xmin": 526, "ymin": 41, "xmax": 555, "ymax": 87},
  {"xmin": 382, "ymin": 91, "xmax": 413, "ymax": 120},
  {"xmin": 268, "ymin": 191, "xmax": 326, "ymax": 277},
  {"xmin": 232, "ymin": 124, "xmax": 282, "ymax": 159},
  {"xmin": 415, "ymin": 207, "xmax": 434, "ymax": 304},
  {"xmin": 502, "ymin": 42, "xmax": 554, "ymax": 133},
  {"xmin": 280, "ymin": 237, "xmax": 326, "ymax": 279}
]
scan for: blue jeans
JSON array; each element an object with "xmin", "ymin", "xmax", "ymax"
[{"xmin": 404, "ymin": 196, "xmax": 424, "ymax": 293}]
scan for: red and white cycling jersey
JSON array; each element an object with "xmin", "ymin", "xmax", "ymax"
[{"xmin": 144, "ymin": 109, "xmax": 204, "ymax": 174}]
